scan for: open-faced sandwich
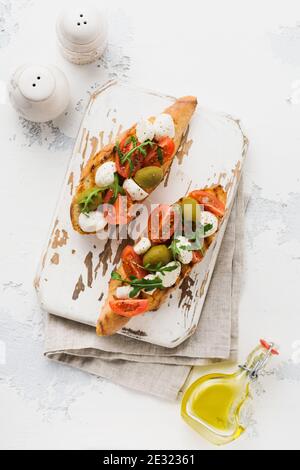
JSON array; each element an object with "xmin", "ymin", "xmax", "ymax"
[
  {"xmin": 70, "ymin": 96, "xmax": 197, "ymax": 234},
  {"xmin": 96, "ymin": 186, "xmax": 227, "ymax": 336}
]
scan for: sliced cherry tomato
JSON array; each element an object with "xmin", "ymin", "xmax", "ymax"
[
  {"xmin": 109, "ymin": 299, "xmax": 149, "ymax": 317},
  {"xmin": 192, "ymin": 251, "xmax": 204, "ymax": 264},
  {"xmin": 121, "ymin": 245, "xmax": 147, "ymax": 279},
  {"xmin": 115, "ymin": 134, "xmax": 145, "ymax": 178},
  {"xmin": 143, "ymin": 137, "xmax": 175, "ymax": 167},
  {"xmin": 158, "ymin": 137, "xmax": 176, "ymax": 161},
  {"xmin": 105, "ymin": 194, "xmax": 133, "ymax": 226},
  {"xmin": 148, "ymin": 204, "xmax": 180, "ymax": 244},
  {"xmin": 189, "ymin": 190, "xmax": 225, "ymax": 217},
  {"xmin": 103, "ymin": 189, "xmax": 114, "ymax": 204}
]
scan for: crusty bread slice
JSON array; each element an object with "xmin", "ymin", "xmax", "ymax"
[
  {"xmin": 70, "ymin": 96, "xmax": 198, "ymax": 234},
  {"xmin": 96, "ymin": 185, "xmax": 227, "ymax": 336}
]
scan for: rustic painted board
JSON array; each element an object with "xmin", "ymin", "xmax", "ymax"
[{"xmin": 35, "ymin": 80, "xmax": 248, "ymax": 348}]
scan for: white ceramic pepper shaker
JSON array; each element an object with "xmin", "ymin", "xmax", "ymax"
[
  {"xmin": 8, "ymin": 64, "xmax": 70, "ymax": 122},
  {"xmin": 56, "ymin": 3, "xmax": 108, "ymax": 65}
]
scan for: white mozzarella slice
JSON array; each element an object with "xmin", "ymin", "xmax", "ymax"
[
  {"xmin": 142, "ymin": 274, "xmax": 158, "ymax": 295},
  {"xmin": 158, "ymin": 261, "xmax": 181, "ymax": 288},
  {"xmin": 95, "ymin": 161, "xmax": 116, "ymax": 187},
  {"xmin": 154, "ymin": 113, "xmax": 175, "ymax": 139},
  {"xmin": 133, "ymin": 237, "xmax": 152, "ymax": 255},
  {"xmin": 115, "ymin": 286, "xmax": 138, "ymax": 299},
  {"xmin": 136, "ymin": 119, "xmax": 155, "ymax": 143},
  {"xmin": 78, "ymin": 211, "xmax": 108, "ymax": 233},
  {"xmin": 175, "ymin": 236, "xmax": 193, "ymax": 264},
  {"xmin": 123, "ymin": 179, "xmax": 148, "ymax": 201},
  {"xmin": 202, "ymin": 211, "xmax": 219, "ymax": 237}
]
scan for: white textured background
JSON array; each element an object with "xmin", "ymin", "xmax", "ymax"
[{"xmin": 1, "ymin": 0, "xmax": 300, "ymax": 450}]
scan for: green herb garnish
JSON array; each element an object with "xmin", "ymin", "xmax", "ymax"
[
  {"xmin": 109, "ymin": 173, "xmax": 125, "ymax": 203},
  {"xmin": 115, "ymin": 139, "xmax": 155, "ymax": 175},
  {"xmin": 157, "ymin": 146, "xmax": 164, "ymax": 165},
  {"xmin": 78, "ymin": 187, "xmax": 105, "ymax": 214},
  {"xmin": 111, "ymin": 271, "xmax": 163, "ymax": 297},
  {"xmin": 143, "ymin": 262, "xmax": 178, "ymax": 276}
]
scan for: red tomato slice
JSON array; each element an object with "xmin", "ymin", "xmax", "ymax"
[
  {"xmin": 158, "ymin": 137, "xmax": 175, "ymax": 161},
  {"xmin": 143, "ymin": 137, "xmax": 175, "ymax": 167},
  {"xmin": 192, "ymin": 251, "xmax": 204, "ymax": 264},
  {"xmin": 121, "ymin": 246, "xmax": 147, "ymax": 279},
  {"xmin": 105, "ymin": 194, "xmax": 133, "ymax": 226},
  {"xmin": 115, "ymin": 134, "xmax": 144, "ymax": 178},
  {"xmin": 103, "ymin": 189, "xmax": 114, "ymax": 204},
  {"xmin": 109, "ymin": 299, "xmax": 149, "ymax": 317},
  {"xmin": 189, "ymin": 190, "xmax": 225, "ymax": 217},
  {"xmin": 148, "ymin": 204, "xmax": 180, "ymax": 244}
]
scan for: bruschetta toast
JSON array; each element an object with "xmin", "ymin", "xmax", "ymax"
[
  {"xmin": 71, "ymin": 96, "xmax": 197, "ymax": 235},
  {"xmin": 96, "ymin": 185, "xmax": 227, "ymax": 336}
]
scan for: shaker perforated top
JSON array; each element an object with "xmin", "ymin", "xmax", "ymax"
[
  {"xmin": 18, "ymin": 65, "xmax": 56, "ymax": 102},
  {"xmin": 59, "ymin": 5, "xmax": 104, "ymax": 45}
]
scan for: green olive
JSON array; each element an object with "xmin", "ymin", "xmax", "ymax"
[
  {"xmin": 77, "ymin": 187, "xmax": 103, "ymax": 213},
  {"xmin": 134, "ymin": 166, "xmax": 164, "ymax": 190},
  {"xmin": 143, "ymin": 245, "xmax": 172, "ymax": 269},
  {"xmin": 181, "ymin": 197, "xmax": 200, "ymax": 223}
]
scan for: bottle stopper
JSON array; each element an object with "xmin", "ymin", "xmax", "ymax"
[
  {"xmin": 56, "ymin": 2, "xmax": 108, "ymax": 65},
  {"xmin": 8, "ymin": 64, "xmax": 70, "ymax": 122}
]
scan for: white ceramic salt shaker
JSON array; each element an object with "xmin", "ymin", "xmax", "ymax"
[
  {"xmin": 8, "ymin": 64, "xmax": 70, "ymax": 122},
  {"xmin": 56, "ymin": 3, "xmax": 108, "ymax": 65}
]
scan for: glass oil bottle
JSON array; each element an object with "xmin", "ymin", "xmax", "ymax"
[{"xmin": 181, "ymin": 340, "xmax": 279, "ymax": 445}]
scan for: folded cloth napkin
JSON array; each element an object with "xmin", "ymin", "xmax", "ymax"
[{"xmin": 45, "ymin": 181, "xmax": 244, "ymax": 401}]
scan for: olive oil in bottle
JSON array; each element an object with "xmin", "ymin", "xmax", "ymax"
[{"xmin": 181, "ymin": 340, "xmax": 279, "ymax": 445}]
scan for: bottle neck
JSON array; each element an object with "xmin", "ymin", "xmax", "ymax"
[{"xmin": 238, "ymin": 343, "xmax": 276, "ymax": 383}]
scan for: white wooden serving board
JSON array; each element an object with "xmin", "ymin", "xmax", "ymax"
[{"xmin": 35, "ymin": 80, "xmax": 248, "ymax": 348}]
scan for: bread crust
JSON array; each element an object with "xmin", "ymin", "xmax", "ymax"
[
  {"xmin": 96, "ymin": 185, "xmax": 227, "ymax": 336},
  {"xmin": 70, "ymin": 96, "xmax": 198, "ymax": 235}
]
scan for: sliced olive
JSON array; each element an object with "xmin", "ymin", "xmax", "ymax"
[
  {"xmin": 134, "ymin": 166, "xmax": 164, "ymax": 190},
  {"xmin": 181, "ymin": 197, "xmax": 201, "ymax": 223},
  {"xmin": 143, "ymin": 245, "xmax": 172, "ymax": 269},
  {"xmin": 77, "ymin": 187, "xmax": 103, "ymax": 213}
]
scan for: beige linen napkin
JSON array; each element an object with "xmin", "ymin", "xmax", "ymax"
[{"xmin": 44, "ymin": 182, "xmax": 244, "ymax": 401}]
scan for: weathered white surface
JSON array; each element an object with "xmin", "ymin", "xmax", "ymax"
[
  {"xmin": 0, "ymin": 0, "xmax": 300, "ymax": 450},
  {"xmin": 36, "ymin": 81, "xmax": 246, "ymax": 348}
]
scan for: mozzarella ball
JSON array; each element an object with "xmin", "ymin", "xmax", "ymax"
[
  {"xmin": 136, "ymin": 119, "xmax": 155, "ymax": 143},
  {"xmin": 158, "ymin": 261, "xmax": 181, "ymax": 288},
  {"xmin": 95, "ymin": 161, "xmax": 116, "ymax": 187},
  {"xmin": 78, "ymin": 211, "xmax": 108, "ymax": 233},
  {"xmin": 154, "ymin": 113, "xmax": 175, "ymax": 139},
  {"xmin": 116, "ymin": 286, "xmax": 138, "ymax": 299},
  {"xmin": 123, "ymin": 178, "xmax": 148, "ymax": 201},
  {"xmin": 133, "ymin": 237, "xmax": 152, "ymax": 255},
  {"xmin": 142, "ymin": 274, "xmax": 158, "ymax": 295},
  {"xmin": 176, "ymin": 236, "xmax": 193, "ymax": 264},
  {"xmin": 202, "ymin": 211, "xmax": 219, "ymax": 237}
]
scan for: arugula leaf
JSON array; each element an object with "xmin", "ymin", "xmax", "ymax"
[
  {"xmin": 109, "ymin": 173, "xmax": 125, "ymax": 203},
  {"xmin": 114, "ymin": 142, "xmax": 124, "ymax": 160},
  {"xmin": 120, "ymin": 140, "xmax": 155, "ymax": 168},
  {"xmin": 157, "ymin": 146, "xmax": 164, "ymax": 165},
  {"xmin": 144, "ymin": 262, "xmax": 178, "ymax": 276},
  {"xmin": 111, "ymin": 272, "xmax": 123, "ymax": 281},
  {"xmin": 78, "ymin": 187, "xmax": 105, "ymax": 214},
  {"xmin": 110, "ymin": 271, "xmax": 163, "ymax": 296}
]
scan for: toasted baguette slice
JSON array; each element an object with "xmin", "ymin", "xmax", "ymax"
[
  {"xmin": 71, "ymin": 96, "xmax": 197, "ymax": 234},
  {"xmin": 96, "ymin": 185, "xmax": 227, "ymax": 336}
]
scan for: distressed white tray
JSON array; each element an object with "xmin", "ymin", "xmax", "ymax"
[{"xmin": 35, "ymin": 80, "xmax": 248, "ymax": 348}]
